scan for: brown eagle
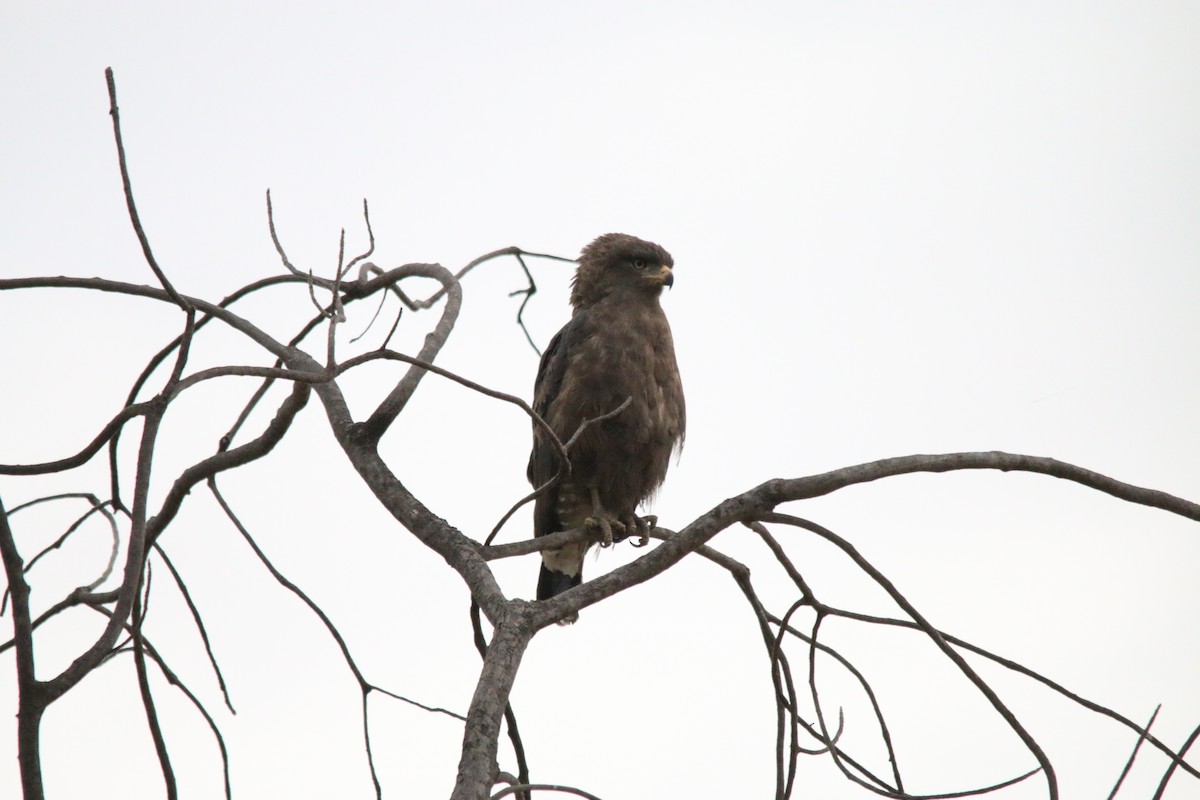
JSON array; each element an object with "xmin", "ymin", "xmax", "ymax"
[{"xmin": 527, "ymin": 233, "xmax": 685, "ymax": 621}]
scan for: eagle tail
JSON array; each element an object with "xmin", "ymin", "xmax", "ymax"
[
  {"xmin": 537, "ymin": 558, "xmax": 584, "ymax": 625},
  {"xmin": 537, "ymin": 563, "xmax": 582, "ymax": 601}
]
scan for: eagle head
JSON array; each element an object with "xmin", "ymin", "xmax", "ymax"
[{"xmin": 570, "ymin": 233, "xmax": 674, "ymax": 310}]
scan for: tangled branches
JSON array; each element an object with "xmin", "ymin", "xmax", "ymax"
[{"xmin": 0, "ymin": 68, "xmax": 1196, "ymax": 800}]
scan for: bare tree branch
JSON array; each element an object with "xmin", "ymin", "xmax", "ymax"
[
  {"xmin": 104, "ymin": 67, "xmax": 190, "ymax": 312},
  {"xmin": 762, "ymin": 452, "xmax": 1200, "ymax": 522},
  {"xmin": 152, "ymin": 543, "xmax": 235, "ymax": 714},
  {"xmin": 1152, "ymin": 721, "xmax": 1200, "ymax": 800},
  {"xmin": 761, "ymin": 512, "xmax": 1057, "ymax": 799},
  {"xmin": 210, "ymin": 477, "xmax": 383, "ymax": 797},
  {"xmin": 40, "ymin": 411, "xmax": 154, "ymax": 706},
  {"xmin": 470, "ymin": 603, "xmax": 531, "ymax": 799},
  {"xmin": 81, "ymin": 601, "xmax": 232, "ymax": 800},
  {"xmin": 1106, "ymin": 705, "xmax": 1160, "ymax": 800},
  {"xmin": 452, "ymin": 602, "xmax": 535, "ymax": 800},
  {"xmin": 1, "ymin": 495, "xmax": 119, "ymax": 615},
  {"xmin": 526, "ymin": 451, "xmax": 1200, "ymax": 632},
  {"xmin": 0, "ymin": 589, "xmax": 119, "ymax": 656},
  {"xmin": 809, "ymin": 608, "xmax": 1200, "ymax": 780},
  {"xmin": 132, "ymin": 563, "xmax": 177, "ymax": 800},
  {"xmin": 147, "ymin": 382, "xmax": 311, "ymax": 545},
  {"xmin": 0, "ymin": 496, "xmax": 46, "ymax": 799},
  {"xmin": 0, "ymin": 400, "xmax": 154, "ymax": 475},
  {"xmin": 5, "ymin": 75, "xmax": 1196, "ymax": 800},
  {"xmin": 359, "ymin": 262, "xmax": 462, "ymax": 439}
]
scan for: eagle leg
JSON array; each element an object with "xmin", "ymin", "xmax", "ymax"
[{"xmin": 584, "ymin": 485, "xmax": 625, "ymax": 547}]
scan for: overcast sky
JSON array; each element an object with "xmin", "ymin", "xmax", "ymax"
[{"xmin": 3, "ymin": 2, "xmax": 1199, "ymax": 798}]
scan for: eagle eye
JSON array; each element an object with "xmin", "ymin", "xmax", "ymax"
[{"xmin": 631, "ymin": 258, "xmax": 648, "ymax": 270}]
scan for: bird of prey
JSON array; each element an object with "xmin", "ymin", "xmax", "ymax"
[{"xmin": 527, "ymin": 233, "xmax": 685, "ymax": 621}]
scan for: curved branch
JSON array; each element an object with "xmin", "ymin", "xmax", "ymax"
[
  {"xmin": 0, "ymin": 401, "xmax": 153, "ymax": 475},
  {"xmin": 762, "ymin": 452, "xmax": 1200, "ymax": 522},
  {"xmin": 391, "ymin": 247, "xmax": 573, "ymax": 312},
  {"xmin": 147, "ymin": 382, "xmax": 310, "ymax": 544},
  {"xmin": 360, "ymin": 263, "xmax": 461, "ymax": 439},
  {"xmin": 491, "ymin": 784, "xmax": 604, "ymax": 800},
  {"xmin": 527, "ymin": 452, "xmax": 1200, "ymax": 629},
  {"xmin": 1, "ymin": 495, "xmax": 119, "ymax": 615},
  {"xmin": 40, "ymin": 402, "xmax": 166, "ymax": 705},
  {"xmin": 0, "ymin": 277, "xmax": 294, "ymax": 364},
  {"xmin": 0, "ymin": 589, "xmax": 120, "ymax": 656}
]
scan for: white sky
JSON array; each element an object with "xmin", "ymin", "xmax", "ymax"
[{"xmin": 2, "ymin": 2, "xmax": 1199, "ymax": 798}]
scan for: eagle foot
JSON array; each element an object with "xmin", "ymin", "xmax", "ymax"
[
  {"xmin": 618, "ymin": 513, "xmax": 655, "ymax": 547},
  {"xmin": 633, "ymin": 514, "xmax": 656, "ymax": 547},
  {"xmin": 585, "ymin": 515, "xmax": 625, "ymax": 548},
  {"xmin": 585, "ymin": 485, "xmax": 626, "ymax": 547}
]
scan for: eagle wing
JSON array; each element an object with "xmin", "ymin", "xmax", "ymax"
[{"xmin": 527, "ymin": 310, "xmax": 589, "ymax": 540}]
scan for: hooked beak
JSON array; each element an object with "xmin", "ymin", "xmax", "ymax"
[{"xmin": 659, "ymin": 265, "xmax": 674, "ymax": 289}]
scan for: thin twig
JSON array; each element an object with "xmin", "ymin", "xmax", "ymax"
[
  {"xmin": 141, "ymin": 647, "xmax": 233, "ymax": 800},
  {"xmin": 266, "ymin": 189, "xmax": 305, "ymax": 278},
  {"xmin": 1106, "ymin": 705, "xmax": 1160, "ymax": 800},
  {"xmin": 371, "ymin": 685, "xmax": 466, "ymax": 722},
  {"xmin": 760, "ymin": 513, "xmax": 1058, "ymax": 799},
  {"xmin": 391, "ymin": 246, "xmax": 573, "ymax": 312},
  {"xmin": 83, "ymin": 603, "xmax": 232, "ymax": 800},
  {"xmin": 335, "ymin": 347, "xmax": 571, "ymax": 488},
  {"xmin": 748, "ymin": 521, "xmax": 904, "ymax": 790},
  {"xmin": 1151, "ymin": 721, "xmax": 1200, "ymax": 800},
  {"xmin": 209, "ymin": 478, "xmax": 381, "ymax": 797},
  {"xmin": 360, "ymin": 263, "xmax": 462, "ymax": 439},
  {"xmin": 816, "ymin": 607, "xmax": 1200, "ymax": 780},
  {"xmin": 1, "ymin": 495, "xmax": 119, "ymax": 615},
  {"xmin": 0, "ymin": 588, "xmax": 120, "ymax": 655},
  {"xmin": 341, "ymin": 199, "xmax": 375, "ymax": 280},
  {"xmin": 506, "ymin": 251, "xmax": 541, "ymax": 356},
  {"xmin": 152, "ymin": 543, "xmax": 235, "ymax": 713},
  {"xmin": 104, "ymin": 67, "xmax": 190, "ymax": 311}
]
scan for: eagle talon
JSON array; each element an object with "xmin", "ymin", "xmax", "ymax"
[
  {"xmin": 636, "ymin": 514, "xmax": 656, "ymax": 547},
  {"xmin": 584, "ymin": 486, "xmax": 627, "ymax": 547},
  {"xmin": 585, "ymin": 516, "xmax": 624, "ymax": 547},
  {"xmin": 621, "ymin": 514, "xmax": 655, "ymax": 547}
]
